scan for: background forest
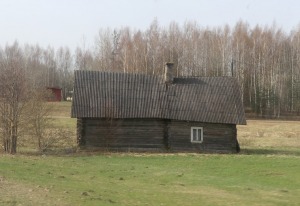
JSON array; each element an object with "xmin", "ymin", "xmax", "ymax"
[{"xmin": 1, "ymin": 20, "xmax": 300, "ymax": 118}]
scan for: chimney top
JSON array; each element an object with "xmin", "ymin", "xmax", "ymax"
[{"xmin": 165, "ymin": 62, "xmax": 174, "ymax": 84}]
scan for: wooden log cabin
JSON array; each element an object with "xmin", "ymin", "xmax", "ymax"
[{"xmin": 71, "ymin": 63, "xmax": 246, "ymax": 153}]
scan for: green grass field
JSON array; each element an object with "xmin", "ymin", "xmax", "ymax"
[
  {"xmin": 1, "ymin": 153, "xmax": 299, "ymax": 206},
  {"xmin": 0, "ymin": 102, "xmax": 299, "ymax": 206}
]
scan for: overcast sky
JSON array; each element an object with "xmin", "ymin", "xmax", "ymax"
[{"xmin": 1, "ymin": 0, "xmax": 299, "ymax": 51}]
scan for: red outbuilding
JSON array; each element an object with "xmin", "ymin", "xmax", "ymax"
[{"xmin": 47, "ymin": 87, "xmax": 62, "ymax": 102}]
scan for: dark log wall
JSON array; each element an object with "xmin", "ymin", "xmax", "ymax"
[
  {"xmin": 81, "ymin": 118, "xmax": 165, "ymax": 151},
  {"xmin": 78, "ymin": 118, "xmax": 238, "ymax": 153},
  {"xmin": 169, "ymin": 120, "xmax": 238, "ymax": 153}
]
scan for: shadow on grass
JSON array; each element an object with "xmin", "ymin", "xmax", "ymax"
[
  {"xmin": 240, "ymin": 148, "xmax": 300, "ymax": 156},
  {"xmin": 17, "ymin": 147, "xmax": 78, "ymax": 156}
]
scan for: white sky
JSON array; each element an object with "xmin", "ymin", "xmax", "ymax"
[{"xmin": 1, "ymin": 0, "xmax": 299, "ymax": 51}]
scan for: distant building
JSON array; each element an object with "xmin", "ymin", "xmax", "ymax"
[
  {"xmin": 47, "ymin": 87, "xmax": 62, "ymax": 102},
  {"xmin": 71, "ymin": 63, "xmax": 246, "ymax": 153}
]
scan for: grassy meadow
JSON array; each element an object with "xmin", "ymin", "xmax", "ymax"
[{"xmin": 0, "ymin": 102, "xmax": 300, "ymax": 206}]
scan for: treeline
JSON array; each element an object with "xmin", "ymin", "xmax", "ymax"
[
  {"xmin": 0, "ymin": 43, "xmax": 74, "ymax": 153},
  {"xmin": 0, "ymin": 43, "xmax": 74, "ymax": 100},
  {"xmin": 89, "ymin": 20, "xmax": 300, "ymax": 118},
  {"xmin": 1, "ymin": 20, "xmax": 300, "ymax": 117}
]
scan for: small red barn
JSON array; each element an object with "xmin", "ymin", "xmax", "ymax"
[{"xmin": 47, "ymin": 87, "xmax": 62, "ymax": 102}]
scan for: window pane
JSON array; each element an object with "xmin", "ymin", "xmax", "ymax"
[
  {"xmin": 193, "ymin": 129, "xmax": 197, "ymax": 141},
  {"xmin": 197, "ymin": 129, "xmax": 201, "ymax": 141}
]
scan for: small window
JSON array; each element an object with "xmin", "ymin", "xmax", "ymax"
[{"xmin": 191, "ymin": 127, "xmax": 203, "ymax": 143}]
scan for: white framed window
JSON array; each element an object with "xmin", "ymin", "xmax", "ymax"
[{"xmin": 191, "ymin": 127, "xmax": 203, "ymax": 143}]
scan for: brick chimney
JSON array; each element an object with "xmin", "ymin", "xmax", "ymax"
[{"xmin": 165, "ymin": 62, "xmax": 174, "ymax": 84}]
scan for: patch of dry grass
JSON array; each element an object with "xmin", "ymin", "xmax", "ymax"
[
  {"xmin": 47, "ymin": 101, "xmax": 72, "ymax": 118},
  {"xmin": 238, "ymin": 120, "xmax": 300, "ymax": 149}
]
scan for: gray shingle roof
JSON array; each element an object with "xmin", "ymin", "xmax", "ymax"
[{"xmin": 71, "ymin": 70, "xmax": 246, "ymax": 125}]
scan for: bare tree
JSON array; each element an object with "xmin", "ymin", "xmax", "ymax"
[
  {"xmin": 23, "ymin": 89, "xmax": 74, "ymax": 152},
  {"xmin": 0, "ymin": 42, "xmax": 27, "ymax": 154},
  {"xmin": 75, "ymin": 47, "xmax": 94, "ymax": 71},
  {"xmin": 56, "ymin": 47, "xmax": 73, "ymax": 100},
  {"xmin": 23, "ymin": 89, "xmax": 53, "ymax": 151}
]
